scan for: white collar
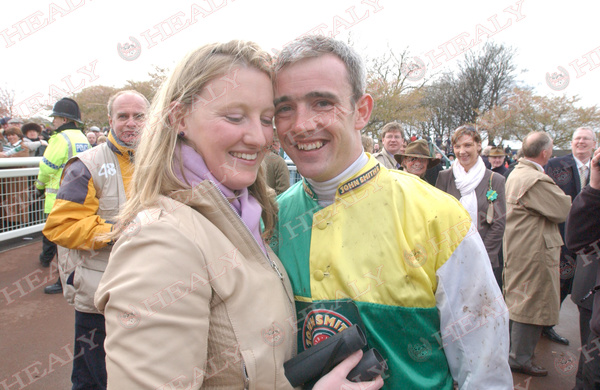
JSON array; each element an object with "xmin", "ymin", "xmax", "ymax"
[
  {"xmin": 307, "ymin": 153, "xmax": 369, "ymax": 207},
  {"xmin": 525, "ymin": 159, "xmax": 544, "ymax": 172},
  {"xmin": 573, "ymin": 155, "xmax": 591, "ymax": 170}
]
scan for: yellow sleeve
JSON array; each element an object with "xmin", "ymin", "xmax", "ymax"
[{"xmin": 43, "ymin": 159, "xmax": 112, "ymax": 250}]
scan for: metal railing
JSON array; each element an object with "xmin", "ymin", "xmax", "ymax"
[
  {"xmin": 0, "ymin": 157, "xmax": 45, "ymax": 242},
  {"xmin": 1, "ymin": 157, "xmax": 302, "ymax": 243},
  {"xmin": 286, "ymin": 160, "xmax": 302, "ymax": 185}
]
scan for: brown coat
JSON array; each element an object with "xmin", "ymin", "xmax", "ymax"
[
  {"xmin": 503, "ymin": 159, "xmax": 571, "ymax": 326},
  {"xmin": 263, "ymin": 151, "xmax": 290, "ymax": 195},
  {"xmin": 373, "ymin": 150, "xmax": 398, "ymax": 170},
  {"xmin": 435, "ymin": 168, "xmax": 506, "ymax": 267},
  {"xmin": 95, "ymin": 181, "xmax": 296, "ymax": 389}
]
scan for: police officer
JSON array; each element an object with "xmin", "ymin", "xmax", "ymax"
[{"xmin": 36, "ymin": 97, "xmax": 90, "ymax": 294}]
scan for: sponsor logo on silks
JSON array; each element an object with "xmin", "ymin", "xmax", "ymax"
[
  {"xmin": 262, "ymin": 322, "xmax": 286, "ymax": 347},
  {"xmin": 407, "ymin": 337, "xmax": 432, "ymax": 362},
  {"xmin": 554, "ymin": 351, "xmax": 577, "ymax": 377},
  {"xmin": 117, "ymin": 36, "xmax": 142, "ymax": 62},
  {"xmin": 545, "ymin": 66, "xmax": 570, "ymax": 91},
  {"xmin": 338, "ymin": 164, "xmax": 380, "ymax": 196},
  {"xmin": 75, "ymin": 143, "xmax": 90, "ymax": 153},
  {"xmin": 302, "ymin": 308, "xmax": 353, "ymax": 350}
]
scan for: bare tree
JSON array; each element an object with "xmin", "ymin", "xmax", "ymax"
[
  {"xmin": 73, "ymin": 85, "xmax": 119, "ymax": 128},
  {"xmin": 478, "ymin": 88, "xmax": 600, "ymax": 149},
  {"xmin": 418, "ymin": 74, "xmax": 462, "ymax": 143},
  {"xmin": 0, "ymin": 85, "xmax": 16, "ymax": 118},
  {"xmin": 452, "ymin": 42, "xmax": 518, "ymax": 125},
  {"xmin": 365, "ymin": 46, "xmax": 430, "ymax": 139}
]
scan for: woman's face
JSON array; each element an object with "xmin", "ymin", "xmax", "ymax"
[
  {"xmin": 25, "ymin": 130, "xmax": 39, "ymax": 140},
  {"xmin": 6, "ymin": 133, "xmax": 19, "ymax": 144},
  {"xmin": 180, "ymin": 67, "xmax": 274, "ymax": 191},
  {"xmin": 489, "ymin": 155, "xmax": 504, "ymax": 169},
  {"xmin": 453, "ymin": 134, "xmax": 481, "ymax": 171},
  {"xmin": 403, "ymin": 157, "xmax": 428, "ymax": 177}
]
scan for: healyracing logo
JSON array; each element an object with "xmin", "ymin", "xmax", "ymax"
[
  {"xmin": 117, "ymin": 306, "xmax": 141, "ymax": 329},
  {"xmin": 554, "ymin": 351, "xmax": 577, "ymax": 377},
  {"xmin": 403, "ymin": 243, "xmax": 428, "ymax": 268},
  {"xmin": 407, "ymin": 337, "xmax": 432, "ymax": 362},
  {"xmin": 401, "ymin": 56, "xmax": 427, "ymax": 82},
  {"xmin": 262, "ymin": 322, "xmax": 285, "ymax": 346},
  {"xmin": 117, "ymin": 36, "xmax": 142, "ymax": 61},
  {"xmin": 302, "ymin": 308, "xmax": 353, "ymax": 350},
  {"xmin": 545, "ymin": 66, "xmax": 570, "ymax": 91}
]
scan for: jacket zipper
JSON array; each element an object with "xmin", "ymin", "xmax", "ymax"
[
  {"xmin": 242, "ymin": 360, "xmax": 250, "ymax": 390},
  {"xmin": 211, "ymin": 183, "xmax": 297, "ymax": 382}
]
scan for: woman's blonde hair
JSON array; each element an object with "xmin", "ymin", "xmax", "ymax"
[{"xmin": 114, "ymin": 40, "xmax": 278, "ymax": 239}]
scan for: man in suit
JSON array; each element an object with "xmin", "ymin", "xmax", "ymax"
[
  {"xmin": 504, "ymin": 131, "xmax": 572, "ymax": 376},
  {"xmin": 544, "ymin": 127, "xmax": 597, "ymax": 345},
  {"xmin": 373, "ymin": 121, "xmax": 405, "ymax": 169}
]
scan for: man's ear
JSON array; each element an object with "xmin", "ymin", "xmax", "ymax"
[{"xmin": 354, "ymin": 94, "xmax": 374, "ymax": 130}]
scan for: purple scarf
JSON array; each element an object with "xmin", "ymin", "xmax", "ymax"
[{"xmin": 173, "ymin": 143, "xmax": 267, "ymax": 255}]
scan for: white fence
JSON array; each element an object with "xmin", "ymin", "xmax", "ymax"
[{"xmin": 0, "ymin": 157, "xmax": 45, "ymax": 242}]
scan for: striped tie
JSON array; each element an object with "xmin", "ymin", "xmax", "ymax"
[{"xmin": 579, "ymin": 165, "xmax": 588, "ymax": 192}]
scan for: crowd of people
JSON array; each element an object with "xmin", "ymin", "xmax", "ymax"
[
  {"xmin": 2, "ymin": 35, "xmax": 599, "ymax": 390},
  {"xmin": 0, "ymin": 117, "xmax": 109, "ymax": 159},
  {"xmin": 367, "ymin": 118, "xmax": 598, "ymax": 386}
]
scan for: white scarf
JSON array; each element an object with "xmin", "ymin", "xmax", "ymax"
[{"xmin": 452, "ymin": 156, "xmax": 486, "ymax": 225}]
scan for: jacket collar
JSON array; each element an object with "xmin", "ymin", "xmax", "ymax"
[
  {"xmin": 302, "ymin": 155, "xmax": 382, "ymax": 200},
  {"xmin": 519, "ymin": 158, "xmax": 544, "ymax": 172},
  {"xmin": 107, "ymin": 129, "xmax": 135, "ymax": 162},
  {"xmin": 54, "ymin": 122, "xmax": 80, "ymax": 134}
]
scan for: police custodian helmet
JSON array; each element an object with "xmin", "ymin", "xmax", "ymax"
[{"xmin": 50, "ymin": 97, "xmax": 82, "ymax": 124}]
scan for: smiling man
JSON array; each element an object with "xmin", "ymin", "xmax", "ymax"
[
  {"xmin": 373, "ymin": 121, "xmax": 405, "ymax": 169},
  {"xmin": 272, "ymin": 35, "xmax": 512, "ymax": 390}
]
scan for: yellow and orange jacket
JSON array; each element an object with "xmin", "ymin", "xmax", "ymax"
[{"xmin": 43, "ymin": 130, "xmax": 134, "ymax": 313}]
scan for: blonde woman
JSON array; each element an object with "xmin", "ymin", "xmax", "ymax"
[{"xmin": 95, "ymin": 41, "xmax": 380, "ymax": 390}]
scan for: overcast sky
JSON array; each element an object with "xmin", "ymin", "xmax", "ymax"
[{"xmin": 2, "ymin": 0, "xmax": 599, "ymax": 122}]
